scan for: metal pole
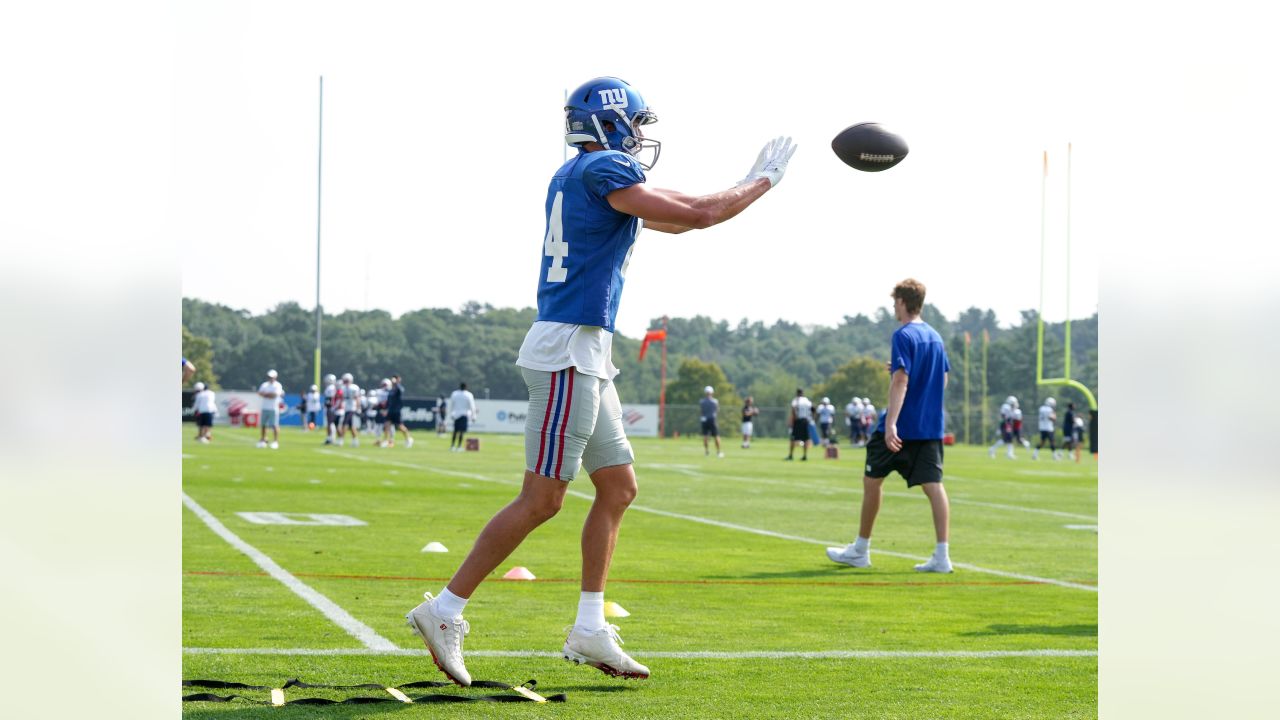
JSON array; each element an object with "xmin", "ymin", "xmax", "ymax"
[
  {"xmin": 659, "ymin": 315, "xmax": 668, "ymax": 438},
  {"xmin": 314, "ymin": 76, "xmax": 324, "ymax": 390},
  {"xmin": 1064, "ymin": 142, "xmax": 1073, "ymax": 380},
  {"xmin": 982, "ymin": 329, "xmax": 989, "ymax": 444},
  {"xmin": 964, "ymin": 332, "xmax": 970, "ymax": 444},
  {"xmin": 1036, "ymin": 150, "xmax": 1047, "ymax": 385}
]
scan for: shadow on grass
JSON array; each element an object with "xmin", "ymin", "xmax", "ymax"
[{"xmin": 960, "ymin": 623, "xmax": 1097, "ymax": 637}]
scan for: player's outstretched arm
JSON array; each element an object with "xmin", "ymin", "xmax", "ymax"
[{"xmin": 608, "ymin": 136, "xmax": 796, "ymax": 234}]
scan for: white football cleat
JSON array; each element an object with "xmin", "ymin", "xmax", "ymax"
[
  {"xmin": 914, "ymin": 556, "xmax": 954, "ymax": 573},
  {"xmin": 717, "ymin": 452, "xmax": 725, "ymax": 458},
  {"xmin": 255, "ymin": 440, "xmax": 267, "ymax": 448},
  {"xmin": 406, "ymin": 438, "xmax": 414, "ymax": 448},
  {"xmin": 826, "ymin": 545, "xmax": 871, "ymax": 568},
  {"xmin": 269, "ymin": 441, "xmax": 279, "ymax": 450},
  {"xmin": 405, "ymin": 593, "xmax": 472, "ymax": 687},
  {"xmin": 563, "ymin": 624, "xmax": 650, "ymax": 679}
]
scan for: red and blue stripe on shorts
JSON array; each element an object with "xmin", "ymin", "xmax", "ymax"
[{"xmin": 535, "ymin": 369, "xmax": 575, "ymax": 480}]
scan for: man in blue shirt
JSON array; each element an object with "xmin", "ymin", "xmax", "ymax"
[
  {"xmin": 827, "ymin": 279, "xmax": 954, "ymax": 573},
  {"xmin": 406, "ymin": 77, "xmax": 797, "ymax": 687}
]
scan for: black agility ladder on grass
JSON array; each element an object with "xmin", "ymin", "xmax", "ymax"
[{"xmin": 181, "ymin": 677, "xmax": 566, "ymax": 704}]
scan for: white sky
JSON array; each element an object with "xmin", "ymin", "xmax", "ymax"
[{"xmin": 162, "ymin": 2, "xmax": 1251, "ymax": 337}]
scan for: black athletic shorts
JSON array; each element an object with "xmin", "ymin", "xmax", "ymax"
[
  {"xmin": 341, "ymin": 412, "xmax": 356, "ymax": 428},
  {"xmin": 701, "ymin": 419, "xmax": 719, "ymax": 437},
  {"xmin": 196, "ymin": 412, "xmax": 213, "ymax": 428},
  {"xmin": 387, "ymin": 409, "xmax": 402, "ymax": 425},
  {"xmin": 1040, "ymin": 430, "xmax": 1055, "ymax": 443},
  {"xmin": 453, "ymin": 416, "xmax": 469, "ymax": 432},
  {"xmin": 791, "ymin": 418, "xmax": 811, "ymax": 442},
  {"xmin": 864, "ymin": 431, "xmax": 944, "ymax": 487}
]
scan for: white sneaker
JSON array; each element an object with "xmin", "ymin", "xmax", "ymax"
[
  {"xmin": 352, "ymin": 439, "xmax": 359, "ymax": 447},
  {"xmin": 717, "ymin": 452, "xmax": 725, "ymax": 458},
  {"xmin": 405, "ymin": 593, "xmax": 472, "ymax": 686},
  {"xmin": 256, "ymin": 441, "xmax": 267, "ymax": 448},
  {"xmin": 1006, "ymin": 450, "xmax": 1016, "ymax": 459},
  {"xmin": 269, "ymin": 441, "xmax": 279, "ymax": 450},
  {"xmin": 914, "ymin": 556, "xmax": 954, "ymax": 573},
  {"xmin": 406, "ymin": 438, "xmax": 414, "ymax": 448},
  {"xmin": 199, "ymin": 437, "xmax": 210, "ymax": 444},
  {"xmin": 826, "ymin": 545, "xmax": 871, "ymax": 568},
  {"xmin": 562, "ymin": 624, "xmax": 649, "ymax": 679}
]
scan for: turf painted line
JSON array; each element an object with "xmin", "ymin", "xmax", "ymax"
[
  {"xmin": 619, "ymin": 503, "xmax": 1099, "ymax": 593},
  {"xmin": 184, "ymin": 647, "xmax": 1096, "ymax": 659},
  {"xmin": 181, "ymin": 492, "xmax": 399, "ymax": 651},
  {"xmin": 313, "ymin": 451, "xmax": 1097, "ymax": 593},
  {"xmin": 651, "ymin": 465, "xmax": 1097, "ymax": 522}
]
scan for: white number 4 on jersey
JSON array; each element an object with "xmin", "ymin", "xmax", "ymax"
[{"xmin": 544, "ymin": 191, "xmax": 568, "ymax": 283}]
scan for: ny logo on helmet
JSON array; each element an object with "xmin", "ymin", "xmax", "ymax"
[{"xmin": 597, "ymin": 88, "xmax": 628, "ymax": 111}]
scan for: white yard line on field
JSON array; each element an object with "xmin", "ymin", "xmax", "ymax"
[
  {"xmin": 646, "ymin": 465, "xmax": 1097, "ymax": 522},
  {"xmin": 315, "ymin": 450, "xmax": 1097, "ymax": 593},
  {"xmin": 182, "ymin": 492, "xmax": 399, "ymax": 651},
  {"xmin": 183, "ymin": 646, "xmax": 1096, "ymax": 659}
]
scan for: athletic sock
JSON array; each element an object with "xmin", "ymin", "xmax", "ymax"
[
  {"xmin": 575, "ymin": 591, "xmax": 606, "ymax": 632},
  {"xmin": 853, "ymin": 536, "xmax": 870, "ymax": 553},
  {"xmin": 935, "ymin": 541, "xmax": 950, "ymax": 560},
  {"xmin": 432, "ymin": 588, "xmax": 468, "ymax": 619}
]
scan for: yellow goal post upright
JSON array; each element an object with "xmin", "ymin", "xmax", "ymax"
[{"xmin": 1037, "ymin": 144, "xmax": 1097, "ymax": 411}]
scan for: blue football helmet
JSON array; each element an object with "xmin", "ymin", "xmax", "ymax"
[{"xmin": 565, "ymin": 76, "xmax": 661, "ymax": 170}]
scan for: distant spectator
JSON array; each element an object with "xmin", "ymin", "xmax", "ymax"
[
  {"xmin": 700, "ymin": 386, "xmax": 724, "ymax": 458},
  {"xmin": 193, "ymin": 382, "xmax": 217, "ymax": 443},
  {"xmin": 1072, "ymin": 413, "xmax": 1086, "ymax": 463},
  {"xmin": 786, "ymin": 388, "xmax": 813, "ymax": 461},
  {"xmin": 449, "ymin": 382, "xmax": 477, "ymax": 452},
  {"xmin": 845, "ymin": 397, "xmax": 862, "ymax": 445},
  {"xmin": 304, "ymin": 384, "xmax": 321, "ymax": 430},
  {"xmin": 1033, "ymin": 397, "xmax": 1061, "ymax": 461},
  {"xmin": 382, "ymin": 374, "xmax": 414, "ymax": 448},
  {"xmin": 256, "ymin": 369, "xmax": 284, "ymax": 449},
  {"xmin": 988, "ymin": 395, "xmax": 1017, "ymax": 459},
  {"xmin": 323, "ymin": 374, "xmax": 340, "ymax": 444},
  {"xmin": 741, "ymin": 396, "xmax": 760, "ymax": 449},
  {"xmin": 339, "ymin": 373, "xmax": 362, "ymax": 446},
  {"xmin": 365, "ymin": 389, "xmax": 380, "ymax": 438},
  {"xmin": 435, "ymin": 396, "xmax": 448, "ymax": 436},
  {"xmin": 1062, "ymin": 401, "xmax": 1079, "ymax": 461},
  {"xmin": 861, "ymin": 397, "xmax": 877, "ymax": 442},
  {"xmin": 817, "ymin": 397, "xmax": 836, "ymax": 446}
]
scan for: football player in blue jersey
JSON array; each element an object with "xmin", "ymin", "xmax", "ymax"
[{"xmin": 406, "ymin": 76, "xmax": 796, "ymax": 686}]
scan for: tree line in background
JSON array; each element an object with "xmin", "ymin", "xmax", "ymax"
[{"xmin": 182, "ymin": 297, "xmax": 1097, "ymax": 444}]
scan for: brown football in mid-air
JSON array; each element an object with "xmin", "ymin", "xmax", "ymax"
[{"xmin": 831, "ymin": 122, "xmax": 909, "ymax": 172}]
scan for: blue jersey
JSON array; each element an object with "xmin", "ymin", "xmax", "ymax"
[
  {"xmin": 535, "ymin": 149, "xmax": 645, "ymax": 332},
  {"xmin": 876, "ymin": 321, "xmax": 951, "ymax": 440}
]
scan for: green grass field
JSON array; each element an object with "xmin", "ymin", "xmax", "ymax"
[{"xmin": 182, "ymin": 426, "xmax": 1097, "ymax": 718}]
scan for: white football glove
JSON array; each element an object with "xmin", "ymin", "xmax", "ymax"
[{"xmin": 738, "ymin": 136, "xmax": 798, "ymax": 187}]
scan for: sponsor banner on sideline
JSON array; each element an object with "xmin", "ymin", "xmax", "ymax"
[{"xmin": 470, "ymin": 400, "xmax": 657, "ymax": 437}]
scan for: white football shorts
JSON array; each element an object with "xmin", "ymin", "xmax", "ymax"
[{"xmin": 522, "ymin": 367, "xmax": 633, "ymax": 481}]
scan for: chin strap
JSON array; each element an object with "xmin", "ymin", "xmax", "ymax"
[{"xmin": 182, "ymin": 677, "xmax": 565, "ymax": 705}]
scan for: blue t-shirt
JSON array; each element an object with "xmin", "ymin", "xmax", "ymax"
[
  {"xmin": 876, "ymin": 321, "xmax": 951, "ymax": 440},
  {"xmin": 535, "ymin": 149, "xmax": 645, "ymax": 333}
]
